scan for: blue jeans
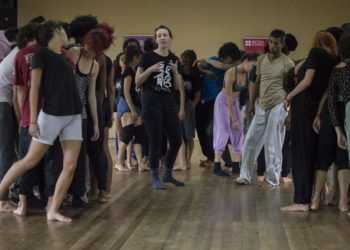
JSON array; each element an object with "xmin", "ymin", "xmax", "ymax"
[{"xmin": 0, "ymin": 103, "xmax": 16, "ymax": 201}]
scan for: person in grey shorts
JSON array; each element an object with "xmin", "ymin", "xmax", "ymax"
[
  {"xmin": 174, "ymin": 50, "xmax": 201, "ymax": 170},
  {"xmin": 0, "ymin": 21, "xmax": 83, "ymax": 223}
]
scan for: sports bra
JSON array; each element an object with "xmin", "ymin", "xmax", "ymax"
[{"xmin": 232, "ymin": 66, "xmax": 249, "ymax": 92}]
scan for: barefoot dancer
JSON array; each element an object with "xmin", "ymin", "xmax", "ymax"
[
  {"xmin": 0, "ymin": 21, "xmax": 82, "ymax": 222},
  {"xmin": 115, "ymin": 46, "xmax": 149, "ymax": 172},
  {"xmin": 213, "ymin": 53, "xmax": 257, "ymax": 177}
]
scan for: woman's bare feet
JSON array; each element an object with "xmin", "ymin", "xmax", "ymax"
[
  {"xmin": 257, "ymin": 176, "xmax": 265, "ymax": 185},
  {"xmin": 47, "ymin": 211, "xmax": 72, "ymax": 223},
  {"xmin": 97, "ymin": 190, "xmax": 108, "ymax": 203},
  {"xmin": 114, "ymin": 163, "xmax": 129, "ymax": 172},
  {"xmin": 13, "ymin": 201, "xmax": 27, "ymax": 216},
  {"xmin": 280, "ymin": 177, "xmax": 292, "ymax": 183},
  {"xmin": 0, "ymin": 201, "xmax": 16, "ymax": 213},
  {"xmin": 339, "ymin": 198, "xmax": 349, "ymax": 212},
  {"xmin": 280, "ymin": 204, "xmax": 310, "ymax": 212},
  {"xmin": 186, "ymin": 161, "xmax": 192, "ymax": 169},
  {"xmin": 310, "ymin": 196, "xmax": 320, "ymax": 210},
  {"xmin": 126, "ymin": 161, "xmax": 136, "ymax": 171},
  {"xmin": 173, "ymin": 165, "xmax": 187, "ymax": 171},
  {"xmin": 138, "ymin": 165, "xmax": 150, "ymax": 172}
]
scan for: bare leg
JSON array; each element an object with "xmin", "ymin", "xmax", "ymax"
[
  {"xmin": 135, "ymin": 143, "xmax": 149, "ymax": 171},
  {"xmin": 115, "ymin": 141, "xmax": 129, "ymax": 172},
  {"xmin": 311, "ymin": 170, "xmax": 327, "ymax": 210},
  {"xmin": 174, "ymin": 141, "xmax": 187, "ymax": 170},
  {"xmin": 47, "ymin": 140, "xmax": 81, "ymax": 223},
  {"xmin": 13, "ymin": 194, "xmax": 27, "ymax": 216},
  {"xmin": 338, "ymin": 169, "xmax": 350, "ymax": 212},
  {"xmin": 104, "ymin": 128, "xmax": 113, "ymax": 197},
  {"xmin": 126, "ymin": 141, "xmax": 134, "ymax": 170},
  {"xmin": 186, "ymin": 139, "xmax": 194, "ymax": 168}
]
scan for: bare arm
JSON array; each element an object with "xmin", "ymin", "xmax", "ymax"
[
  {"xmin": 88, "ymin": 62, "xmax": 99, "ymax": 127},
  {"xmin": 29, "ymin": 68, "xmax": 42, "ymax": 136},
  {"xmin": 13, "ymin": 85, "xmax": 23, "ymax": 124},
  {"xmin": 107, "ymin": 63, "xmax": 115, "ymax": 116},
  {"xmin": 96, "ymin": 55, "xmax": 107, "ymax": 103},
  {"xmin": 287, "ymin": 69, "xmax": 315, "ymax": 100},
  {"xmin": 193, "ymin": 90, "xmax": 201, "ymax": 107},
  {"xmin": 249, "ymin": 75, "xmax": 260, "ymax": 111},
  {"xmin": 135, "ymin": 62, "xmax": 163, "ymax": 87},
  {"xmin": 205, "ymin": 58, "xmax": 233, "ymax": 71},
  {"xmin": 224, "ymin": 68, "xmax": 236, "ymax": 122}
]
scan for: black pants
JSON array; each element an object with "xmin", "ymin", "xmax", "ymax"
[
  {"xmin": 87, "ymin": 96, "xmax": 107, "ymax": 191},
  {"xmin": 316, "ymin": 102, "xmax": 349, "ymax": 171},
  {"xmin": 256, "ymin": 130, "xmax": 292, "ymax": 177},
  {"xmin": 195, "ymin": 100, "xmax": 215, "ymax": 161},
  {"xmin": 291, "ymin": 107, "xmax": 318, "ymax": 205},
  {"xmin": 15, "ymin": 128, "xmax": 46, "ymax": 196},
  {"xmin": 142, "ymin": 91, "xmax": 182, "ymax": 170},
  {"xmin": 143, "ymin": 131, "xmax": 168, "ymax": 157},
  {"xmin": 0, "ymin": 103, "xmax": 17, "ymax": 200},
  {"xmin": 68, "ymin": 119, "xmax": 87, "ymax": 197}
]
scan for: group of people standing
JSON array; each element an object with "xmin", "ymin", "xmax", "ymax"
[{"xmin": 0, "ymin": 14, "xmax": 350, "ymax": 224}]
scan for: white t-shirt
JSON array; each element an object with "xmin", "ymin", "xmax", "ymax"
[{"xmin": 0, "ymin": 47, "xmax": 19, "ymax": 105}]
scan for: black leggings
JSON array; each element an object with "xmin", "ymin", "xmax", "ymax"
[
  {"xmin": 195, "ymin": 101, "xmax": 215, "ymax": 161},
  {"xmin": 316, "ymin": 102, "xmax": 349, "ymax": 171},
  {"xmin": 291, "ymin": 108, "xmax": 318, "ymax": 205},
  {"xmin": 142, "ymin": 91, "xmax": 182, "ymax": 170}
]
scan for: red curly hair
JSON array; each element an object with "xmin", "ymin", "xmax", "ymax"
[
  {"xmin": 311, "ymin": 31, "xmax": 338, "ymax": 58},
  {"xmin": 82, "ymin": 22, "xmax": 114, "ymax": 56}
]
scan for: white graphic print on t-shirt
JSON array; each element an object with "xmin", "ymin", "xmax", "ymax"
[
  {"xmin": 184, "ymin": 81, "xmax": 192, "ymax": 92},
  {"xmin": 153, "ymin": 65, "xmax": 172, "ymax": 92}
]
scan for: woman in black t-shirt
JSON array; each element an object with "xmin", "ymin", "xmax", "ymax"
[
  {"xmin": 136, "ymin": 25, "xmax": 185, "ymax": 189},
  {"xmin": 0, "ymin": 21, "xmax": 82, "ymax": 223},
  {"xmin": 115, "ymin": 46, "xmax": 149, "ymax": 172},
  {"xmin": 174, "ymin": 49, "xmax": 201, "ymax": 171},
  {"xmin": 281, "ymin": 31, "xmax": 339, "ymax": 212}
]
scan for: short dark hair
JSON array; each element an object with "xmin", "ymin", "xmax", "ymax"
[
  {"xmin": 123, "ymin": 38, "xmax": 141, "ymax": 52},
  {"xmin": 16, "ymin": 23, "xmax": 40, "ymax": 49},
  {"xmin": 218, "ymin": 42, "xmax": 241, "ymax": 61},
  {"xmin": 143, "ymin": 38, "xmax": 156, "ymax": 52},
  {"xmin": 270, "ymin": 29, "xmax": 286, "ymax": 44},
  {"xmin": 36, "ymin": 20, "xmax": 63, "ymax": 47},
  {"xmin": 326, "ymin": 26, "xmax": 344, "ymax": 44},
  {"xmin": 154, "ymin": 25, "xmax": 173, "ymax": 38},
  {"xmin": 285, "ymin": 33, "xmax": 298, "ymax": 52},
  {"xmin": 339, "ymin": 34, "xmax": 350, "ymax": 59},
  {"xmin": 241, "ymin": 52, "xmax": 259, "ymax": 62},
  {"xmin": 124, "ymin": 46, "xmax": 142, "ymax": 65},
  {"xmin": 4, "ymin": 27, "xmax": 18, "ymax": 43},
  {"xmin": 70, "ymin": 15, "xmax": 98, "ymax": 43},
  {"xmin": 181, "ymin": 49, "xmax": 197, "ymax": 65},
  {"xmin": 341, "ymin": 23, "xmax": 350, "ymax": 34},
  {"xmin": 29, "ymin": 16, "xmax": 45, "ymax": 24}
]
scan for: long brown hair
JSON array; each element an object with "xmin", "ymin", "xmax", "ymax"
[{"xmin": 311, "ymin": 30, "xmax": 338, "ymax": 58}]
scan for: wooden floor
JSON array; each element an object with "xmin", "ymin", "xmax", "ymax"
[{"xmin": 1, "ymin": 140, "xmax": 350, "ymax": 250}]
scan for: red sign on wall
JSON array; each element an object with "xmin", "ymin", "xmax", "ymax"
[{"xmin": 243, "ymin": 37, "xmax": 269, "ymax": 54}]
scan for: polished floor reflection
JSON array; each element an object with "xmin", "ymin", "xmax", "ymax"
[{"xmin": 0, "ymin": 140, "xmax": 350, "ymax": 250}]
